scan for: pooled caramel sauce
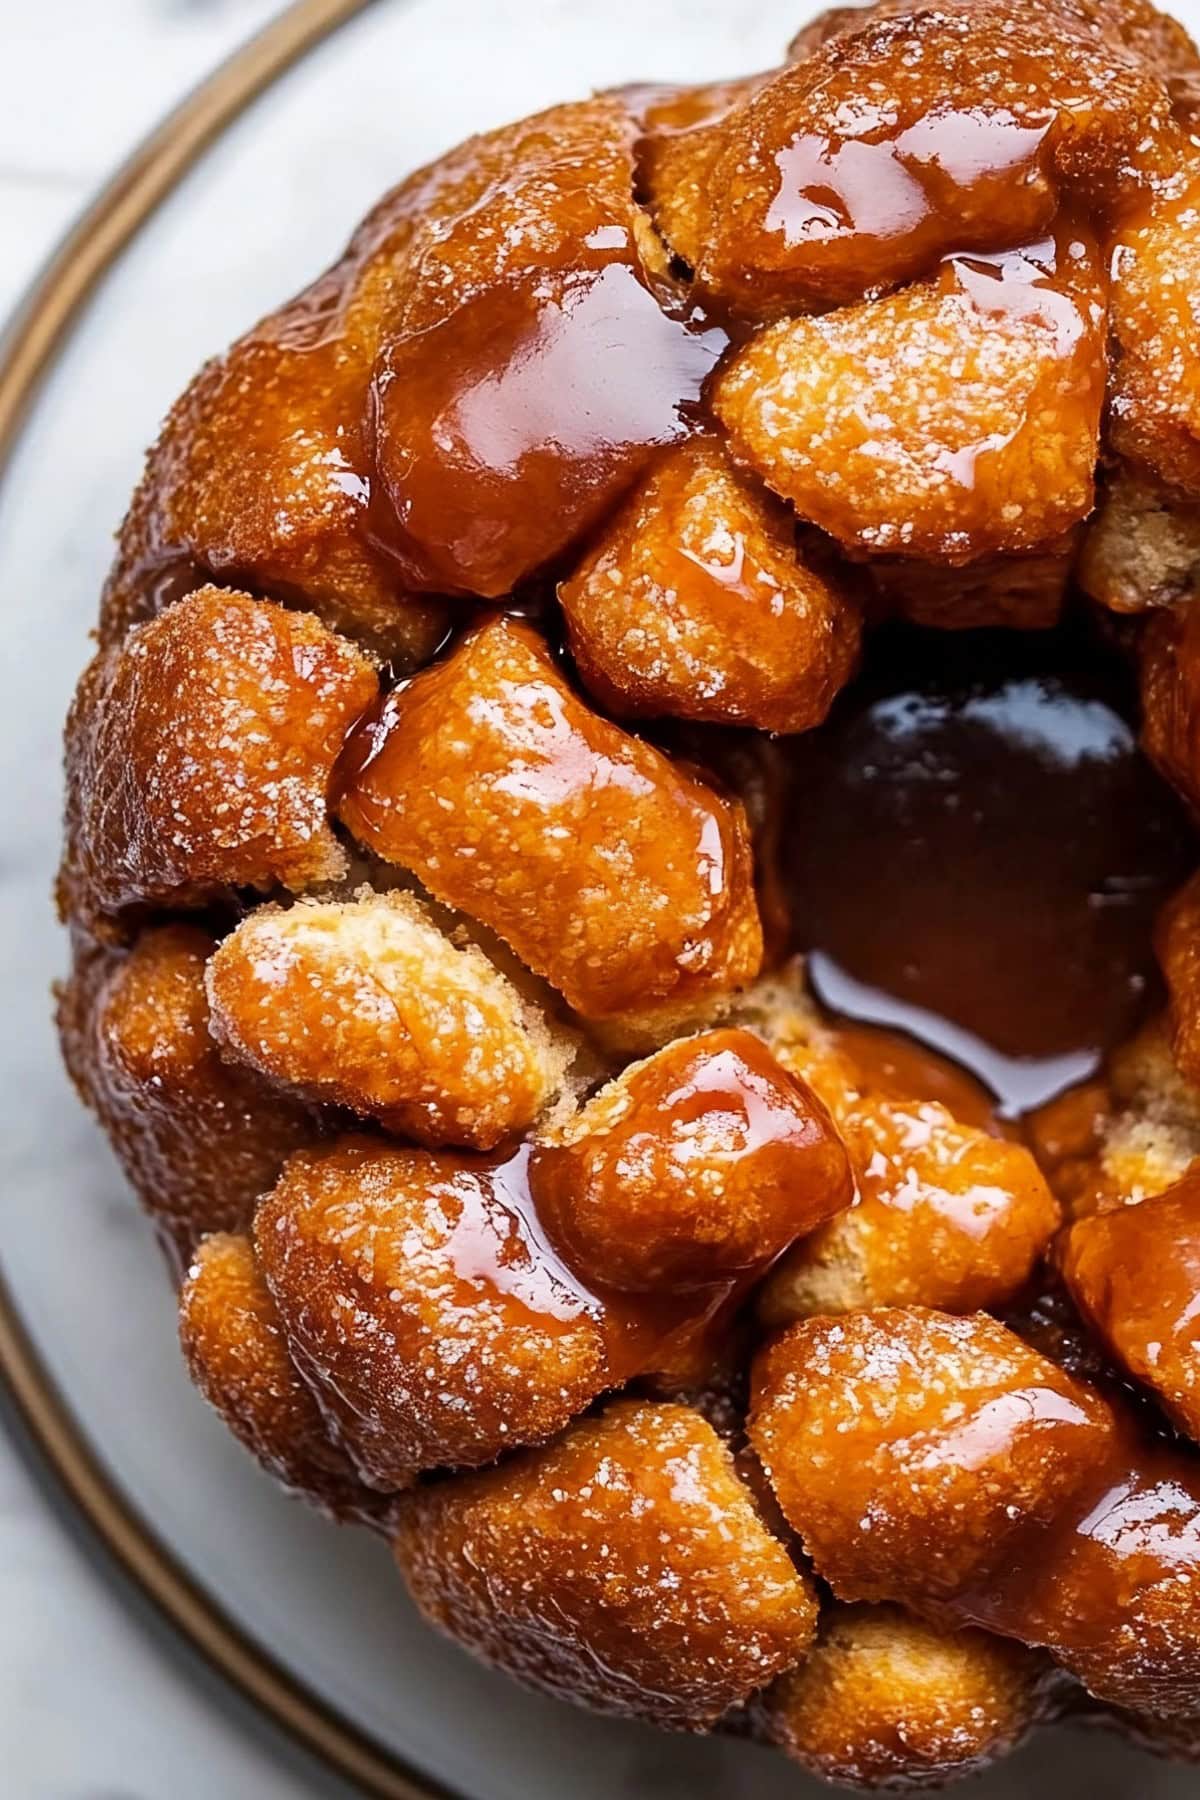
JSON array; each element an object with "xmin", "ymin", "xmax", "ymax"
[{"xmin": 785, "ymin": 622, "xmax": 1195, "ymax": 1116}]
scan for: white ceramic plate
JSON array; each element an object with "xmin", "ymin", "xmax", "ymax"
[{"xmin": 3, "ymin": 2, "xmax": 1199, "ymax": 1794}]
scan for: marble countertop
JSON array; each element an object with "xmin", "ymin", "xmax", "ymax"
[{"xmin": 2, "ymin": 10, "xmax": 356, "ymax": 1793}]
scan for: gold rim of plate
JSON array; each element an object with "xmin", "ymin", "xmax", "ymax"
[{"xmin": 0, "ymin": 4, "xmax": 450, "ymax": 1794}]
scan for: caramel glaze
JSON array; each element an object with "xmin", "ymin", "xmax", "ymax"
[
  {"xmin": 782, "ymin": 620, "xmax": 1196, "ymax": 1116},
  {"xmin": 939, "ymin": 1415, "xmax": 1200, "ymax": 1716},
  {"xmin": 436, "ymin": 1141, "xmax": 739, "ymax": 1389},
  {"xmin": 414, "ymin": 1032, "xmax": 841, "ymax": 1402},
  {"xmin": 368, "ymin": 264, "xmax": 726, "ymax": 599}
]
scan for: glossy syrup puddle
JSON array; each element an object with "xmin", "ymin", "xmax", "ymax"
[{"xmin": 784, "ymin": 621, "xmax": 1197, "ymax": 1118}]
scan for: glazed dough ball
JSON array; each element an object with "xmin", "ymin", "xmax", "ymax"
[
  {"xmin": 254, "ymin": 1139, "xmax": 613, "ymax": 1489},
  {"xmin": 760, "ymin": 1093, "xmax": 1059, "ymax": 1320},
  {"xmin": 337, "ymin": 615, "xmax": 762, "ymax": 1024},
  {"xmin": 559, "ymin": 436, "xmax": 861, "ymax": 734},
  {"xmin": 1029, "ymin": 1016, "xmax": 1200, "ymax": 1217},
  {"xmin": 749, "ymin": 1307, "xmax": 1117, "ymax": 1603},
  {"xmin": 394, "ymin": 1399, "xmax": 816, "ymax": 1726},
  {"xmin": 714, "ymin": 225, "xmax": 1106, "ymax": 562},
  {"xmin": 100, "ymin": 97, "xmax": 677, "ymax": 646},
  {"xmin": 61, "ymin": 586, "xmax": 378, "ymax": 931},
  {"xmin": 744, "ymin": 973, "xmax": 1060, "ymax": 1318},
  {"xmin": 1063, "ymin": 1168, "xmax": 1200, "ymax": 1439},
  {"xmin": 650, "ymin": 0, "xmax": 1177, "ymax": 313},
  {"xmin": 532, "ymin": 1027, "xmax": 853, "ymax": 1292},
  {"xmin": 1109, "ymin": 160, "xmax": 1200, "ymax": 497},
  {"xmin": 368, "ymin": 98, "xmax": 721, "ymax": 599},
  {"xmin": 759, "ymin": 1605, "xmax": 1046, "ymax": 1790},
  {"xmin": 977, "ymin": 1438, "xmax": 1200, "ymax": 1717}
]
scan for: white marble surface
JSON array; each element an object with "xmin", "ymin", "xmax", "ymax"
[{"xmin": 1, "ymin": 9, "xmax": 356, "ymax": 1793}]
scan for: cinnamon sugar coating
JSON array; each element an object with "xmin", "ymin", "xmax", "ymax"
[
  {"xmin": 757, "ymin": 1605, "xmax": 1047, "ymax": 1789},
  {"xmin": 59, "ymin": 925, "xmax": 316, "ymax": 1266},
  {"xmin": 715, "ymin": 225, "xmax": 1106, "ymax": 562},
  {"xmin": 206, "ymin": 891, "xmax": 576, "ymax": 1150},
  {"xmin": 394, "ymin": 1400, "xmax": 816, "ymax": 1726},
  {"xmin": 337, "ymin": 616, "xmax": 762, "ymax": 1021},
  {"xmin": 749, "ymin": 1308, "xmax": 1117, "ymax": 1603},
  {"xmin": 559, "ymin": 436, "xmax": 862, "ymax": 733},
  {"xmin": 62, "ymin": 586, "xmax": 377, "ymax": 932},
  {"xmin": 180, "ymin": 1233, "xmax": 374, "ymax": 1517}
]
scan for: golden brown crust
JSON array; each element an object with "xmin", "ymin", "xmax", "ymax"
[
  {"xmin": 58, "ymin": 925, "xmax": 317, "ymax": 1266},
  {"xmin": 394, "ymin": 1400, "xmax": 816, "ymax": 1726},
  {"xmin": 205, "ymin": 891, "xmax": 576, "ymax": 1150},
  {"xmin": 758, "ymin": 1605, "xmax": 1046, "ymax": 1789},
  {"xmin": 749, "ymin": 1308, "xmax": 1117, "ymax": 1603},
  {"xmin": 559, "ymin": 437, "xmax": 862, "ymax": 732},
  {"xmin": 337, "ymin": 616, "xmax": 763, "ymax": 1021},
  {"xmin": 714, "ymin": 225, "xmax": 1106, "ymax": 562},
  {"xmin": 61, "ymin": 586, "xmax": 378, "ymax": 933},
  {"xmin": 254, "ymin": 1138, "xmax": 614, "ymax": 1489},
  {"xmin": 179, "ymin": 1233, "xmax": 374, "ymax": 1516}
]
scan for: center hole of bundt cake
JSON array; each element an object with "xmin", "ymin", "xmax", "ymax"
[{"xmin": 783, "ymin": 617, "xmax": 1196, "ymax": 1116}]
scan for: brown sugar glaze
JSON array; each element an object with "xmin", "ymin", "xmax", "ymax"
[
  {"xmin": 367, "ymin": 265, "xmax": 727, "ymax": 599},
  {"xmin": 416, "ymin": 1045, "xmax": 823, "ymax": 1395},
  {"xmin": 782, "ymin": 619, "xmax": 1196, "ymax": 1116}
]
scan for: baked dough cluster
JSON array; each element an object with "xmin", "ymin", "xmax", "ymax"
[{"xmin": 56, "ymin": 0, "xmax": 1200, "ymax": 1785}]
